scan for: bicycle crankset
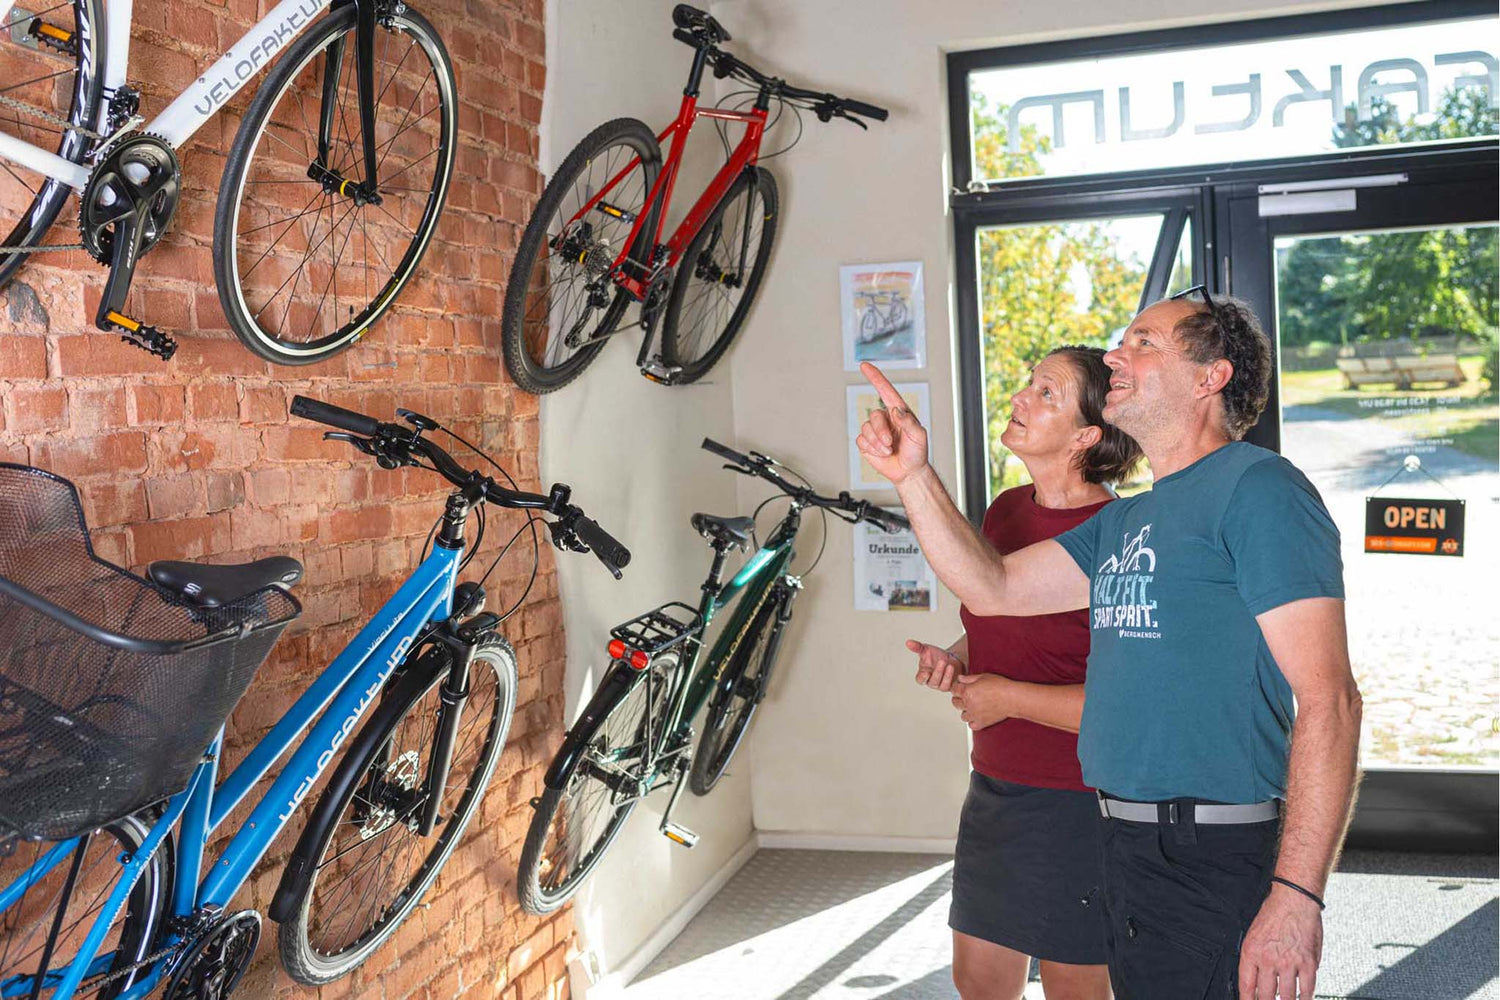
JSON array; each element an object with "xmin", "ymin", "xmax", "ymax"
[
  {"xmin": 80, "ymin": 133, "xmax": 182, "ymax": 359},
  {"xmin": 162, "ymin": 909, "xmax": 261, "ymax": 1000}
]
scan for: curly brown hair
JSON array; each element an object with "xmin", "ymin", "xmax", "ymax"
[
  {"xmin": 1046, "ymin": 345, "xmax": 1143, "ymax": 485},
  {"xmin": 1171, "ymin": 295, "xmax": 1272, "ymax": 440}
]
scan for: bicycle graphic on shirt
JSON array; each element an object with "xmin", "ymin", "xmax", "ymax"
[{"xmin": 1099, "ymin": 524, "xmax": 1156, "ymax": 574}]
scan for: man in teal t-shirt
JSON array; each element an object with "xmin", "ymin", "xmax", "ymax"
[
  {"xmin": 857, "ymin": 289, "xmax": 1361, "ymax": 1000},
  {"xmin": 1055, "ymin": 441, "xmax": 1345, "ymax": 804}
]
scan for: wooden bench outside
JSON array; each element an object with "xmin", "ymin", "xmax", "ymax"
[{"xmin": 1335, "ymin": 336, "xmax": 1467, "ymax": 390}]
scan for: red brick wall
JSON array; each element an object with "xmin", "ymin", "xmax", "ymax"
[{"xmin": 0, "ymin": 0, "xmax": 575, "ymax": 996}]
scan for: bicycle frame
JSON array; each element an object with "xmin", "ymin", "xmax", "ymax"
[
  {"xmin": 0, "ymin": 540, "xmax": 462, "ymax": 1000},
  {"xmin": 0, "ymin": 0, "xmax": 340, "ymax": 190},
  {"xmin": 565, "ymin": 90, "xmax": 767, "ymax": 301}
]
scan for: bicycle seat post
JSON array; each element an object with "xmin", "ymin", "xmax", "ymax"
[{"xmin": 701, "ymin": 543, "xmax": 730, "ymax": 598}]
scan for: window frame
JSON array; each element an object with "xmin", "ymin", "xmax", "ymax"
[{"xmin": 946, "ymin": 0, "xmax": 1498, "ymax": 195}]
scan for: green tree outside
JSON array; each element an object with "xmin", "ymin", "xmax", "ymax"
[{"xmin": 970, "ymin": 94, "xmax": 1149, "ymax": 493}]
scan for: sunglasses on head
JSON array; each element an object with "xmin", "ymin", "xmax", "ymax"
[{"xmin": 1169, "ymin": 284, "xmax": 1224, "ymax": 328}]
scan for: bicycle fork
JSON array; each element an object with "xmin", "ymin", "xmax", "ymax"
[{"xmin": 415, "ymin": 608, "xmax": 500, "ymax": 836}]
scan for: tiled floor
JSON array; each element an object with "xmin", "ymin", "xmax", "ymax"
[{"xmin": 620, "ymin": 849, "xmax": 1498, "ymax": 1000}]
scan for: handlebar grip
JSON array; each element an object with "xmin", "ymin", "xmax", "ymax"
[
  {"xmin": 290, "ymin": 395, "xmax": 381, "ymax": 437},
  {"xmin": 573, "ymin": 516, "xmax": 631, "ymax": 576},
  {"xmin": 843, "ymin": 98, "xmax": 889, "ymax": 122},
  {"xmin": 672, "ymin": 26, "xmax": 700, "ymax": 47},
  {"xmin": 866, "ymin": 506, "xmax": 910, "ymax": 533},
  {"xmin": 701, "ymin": 437, "xmax": 752, "ymax": 467}
]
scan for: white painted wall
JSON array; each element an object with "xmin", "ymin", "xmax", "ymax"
[
  {"xmin": 709, "ymin": 0, "xmax": 1383, "ymax": 842},
  {"xmin": 538, "ymin": 0, "xmax": 755, "ymax": 978},
  {"xmin": 541, "ymin": 0, "xmax": 1392, "ymax": 977}
]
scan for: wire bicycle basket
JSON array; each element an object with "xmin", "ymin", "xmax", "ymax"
[{"xmin": 0, "ymin": 465, "xmax": 299, "ymax": 842}]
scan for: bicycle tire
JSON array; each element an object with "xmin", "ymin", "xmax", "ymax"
[
  {"xmin": 276, "ymin": 635, "xmax": 515, "ymax": 985},
  {"xmin": 214, "ymin": 4, "xmax": 457, "ymax": 365},
  {"xmin": 501, "ymin": 117, "xmax": 662, "ymax": 394},
  {"xmin": 0, "ymin": 0, "xmax": 104, "ymax": 290},
  {"xmin": 688, "ymin": 587, "xmax": 787, "ymax": 796},
  {"xmin": 659, "ymin": 166, "xmax": 778, "ymax": 384},
  {"xmin": 516, "ymin": 653, "xmax": 678, "ymax": 915},
  {"xmin": 0, "ymin": 814, "xmax": 172, "ymax": 1000}
]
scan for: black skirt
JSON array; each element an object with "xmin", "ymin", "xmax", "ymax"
[{"xmin": 949, "ymin": 771, "xmax": 1110, "ymax": 965}]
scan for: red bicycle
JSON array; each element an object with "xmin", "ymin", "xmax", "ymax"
[{"xmin": 500, "ymin": 4, "xmax": 887, "ymax": 394}]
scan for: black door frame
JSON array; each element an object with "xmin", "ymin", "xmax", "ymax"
[{"xmin": 948, "ymin": 3, "xmax": 1498, "ymax": 851}]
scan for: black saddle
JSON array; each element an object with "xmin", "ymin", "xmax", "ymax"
[
  {"xmin": 690, "ymin": 513, "xmax": 755, "ymax": 550},
  {"xmin": 148, "ymin": 556, "xmax": 304, "ymax": 608}
]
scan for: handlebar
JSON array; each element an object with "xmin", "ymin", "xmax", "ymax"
[
  {"xmin": 292, "ymin": 395, "xmax": 630, "ymax": 577},
  {"xmin": 670, "ymin": 5, "xmax": 887, "ymax": 127},
  {"xmin": 289, "ymin": 395, "xmax": 380, "ymax": 437},
  {"xmin": 700, "ymin": 438, "xmax": 909, "ymax": 533}
]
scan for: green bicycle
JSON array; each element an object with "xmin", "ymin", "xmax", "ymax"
[{"xmin": 516, "ymin": 437, "xmax": 908, "ymax": 914}]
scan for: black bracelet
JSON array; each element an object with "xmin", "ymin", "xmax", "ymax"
[{"xmin": 1271, "ymin": 876, "xmax": 1326, "ymax": 910}]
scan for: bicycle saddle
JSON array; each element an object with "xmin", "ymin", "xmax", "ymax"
[
  {"xmin": 148, "ymin": 556, "xmax": 304, "ymax": 608},
  {"xmin": 691, "ymin": 513, "xmax": 755, "ymax": 550}
]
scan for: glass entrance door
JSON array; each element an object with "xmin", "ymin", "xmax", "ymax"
[
  {"xmin": 1224, "ymin": 162, "xmax": 1498, "ymax": 846},
  {"xmin": 1275, "ymin": 222, "xmax": 1498, "ymax": 769}
]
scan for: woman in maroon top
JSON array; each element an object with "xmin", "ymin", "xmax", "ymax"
[{"xmin": 908, "ymin": 346, "xmax": 1141, "ymax": 1000}]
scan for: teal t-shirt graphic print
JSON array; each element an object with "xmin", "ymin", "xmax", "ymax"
[
  {"xmin": 1090, "ymin": 524, "xmax": 1160, "ymax": 638},
  {"xmin": 1055, "ymin": 442, "xmax": 1344, "ymax": 803}
]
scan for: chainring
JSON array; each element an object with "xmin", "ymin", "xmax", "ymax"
[
  {"xmin": 162, "ymin": 910, "xmax": 261, "ymax": 1000},
  {"xmin": 79, "ymin": 133, "xmax": 181, "ymax": 263}
]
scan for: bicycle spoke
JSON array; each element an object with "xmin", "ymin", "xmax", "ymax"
[{"xmin": 0, "ymin": 69, "xmax": 69, "ymax": 97}]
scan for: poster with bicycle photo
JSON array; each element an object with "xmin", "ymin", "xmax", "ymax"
[
  {"xmin": 840, "ymin": 260, "xmax": 926, "ymax": 371},
  {"xmin": 853, "ymin": 517, "xmax": 935, "ymax": 612}
]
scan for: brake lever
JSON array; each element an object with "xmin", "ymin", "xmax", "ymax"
[
  {"xmin": 547, "ymin": 519, "xmax": 588, "ymax": 554},
  {"xmin": 839, "ymin": 111, "xmax": 868, "ymax": 130},
  {"xmin": 324, "ymin": 431, "xmax": 377, "ymax": 456}
]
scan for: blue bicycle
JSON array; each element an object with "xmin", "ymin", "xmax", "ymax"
[{"xmin": 0, "ymin": 397, "xmax": 628, "ymax": 999}]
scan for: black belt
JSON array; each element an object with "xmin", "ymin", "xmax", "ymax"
[{"xmin": 1097, "ymin": 791, "xmax": 1280, "ymax": 825}]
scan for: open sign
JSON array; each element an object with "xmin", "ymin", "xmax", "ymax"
[{"xmin": 1365, "ymin": 497, "xmax": 1465, "ymax": 557}]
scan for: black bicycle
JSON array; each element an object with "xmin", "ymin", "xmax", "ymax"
[{"xmin": 515, "ymin": 438, "xmax": 907, "ymax": 914}]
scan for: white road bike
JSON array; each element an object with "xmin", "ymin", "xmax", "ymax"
[{"xmin": 0, "ymin": 0, "xmax": 455, "ymax": 362}]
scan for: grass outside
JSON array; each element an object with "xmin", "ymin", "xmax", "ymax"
[{"xmin": 1281, "ymin": 357, "xmax": 1498, "ymax": 463}]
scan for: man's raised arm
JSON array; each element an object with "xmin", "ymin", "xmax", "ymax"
[{"xmin": 856, "ymin": 363, "xmax": 1088, "ymax": 616}]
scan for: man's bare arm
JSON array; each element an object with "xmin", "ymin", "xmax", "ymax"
[
  {"xmin": 1238, "ymin": 596, "xmax": 1362, "ymax": 1000},
  {"xmin": 1262, "ymin": 596, "xmax": 1362, "ymax": 894}
]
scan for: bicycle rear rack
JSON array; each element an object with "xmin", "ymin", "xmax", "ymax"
[{"xmin": 609, "ymin": 602, "xmax": 703, "ymax": 656}]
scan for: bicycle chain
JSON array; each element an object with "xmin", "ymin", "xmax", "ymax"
[
  {"xmin": 43, "ymin": 939, "xmax": 185, "ymax": 998},
  {"xmin": 0, "ymin": 91, "xmax": 105, "ymax": 141},
  {"xmin": 0, "ymin": 94, "xmax": 97, "ymax": 255}
]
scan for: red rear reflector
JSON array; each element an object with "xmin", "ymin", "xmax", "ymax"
[
  {"xmin": 629, "ymin": 650, "xmax": 651, "ymax": 671},
  {"xmin": 607, "ymin": 639, "xmax": 625, "ymax": 660}
]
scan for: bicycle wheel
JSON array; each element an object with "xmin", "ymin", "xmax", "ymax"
[
  {"xmin": 516, "ymin": 653, "xmax": 678, "ymax": 915},
  {"xmin": 659, "ymin": 166, "xmax": 778, "ymax": 384},
  {"xmin": 214, "ymin": 4, "xmax": 457, "ymax": 365},
  {"xmin": 276, "ymin": 635, "xmax": 515, "ymax": 985},
  {"xmin": 0, "ymin": 815, "xmax": 171, "ymax": 1000},
  {"xmin": 689, "ymin": 588, "xmax": 787, "ymax": 796},
  {"xmin": 0, "ymin": 0, "xmax": 104, "ymax": 289},
  {"xmin": 501, "ymin": 117, "xmax": 661, "ymax": 394}
]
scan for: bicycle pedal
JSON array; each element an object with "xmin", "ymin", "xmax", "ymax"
[
  {"xmin": 661, "ymin": 821, "xmax": 699, "ymax": 849},
  {"xmin": 104, "ymin": 311, "xmax": 177, "ymax": 360},
  {"xmin": 639, "ymin": 359, "xmax": 681, "ymax": 384}
]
